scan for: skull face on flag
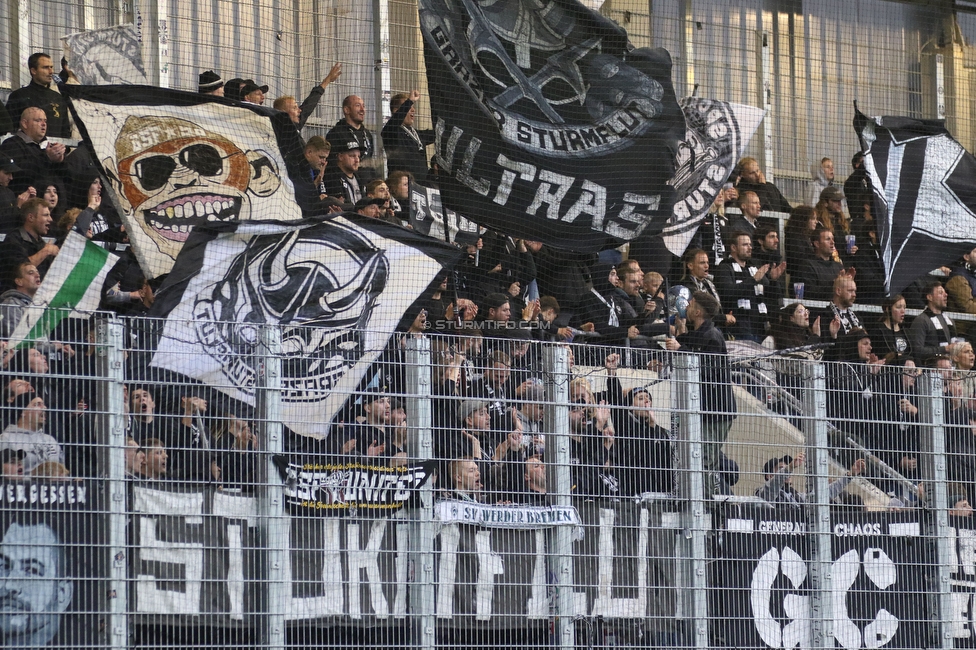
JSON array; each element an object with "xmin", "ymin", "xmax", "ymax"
[
  {"xmin": 105, "ymin": 115, "xmax": 282, "ymax": 262},
  {"xmin": 67, "ymin": 86, "xmax": 308, "ymax": 278},
  {"xmin": 190, "ymin": 221, "xmax": 390, "ymax": 403},
  {"xmin": 147, "ymin": 215, "xmax": 460, "ymax": 439}
]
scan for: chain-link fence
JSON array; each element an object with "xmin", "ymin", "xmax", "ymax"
[
  {"xmin": 1, "ymin": 0, "xmax": 976, "ymax": 647},
  {"xmin": 0, "ymin": 313, "xmax": 975, "ymax": 648}
]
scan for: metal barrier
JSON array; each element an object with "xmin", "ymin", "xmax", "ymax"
[{"xmin": 1, "ymin": 313, "xmax": 975, "ymax": 648}]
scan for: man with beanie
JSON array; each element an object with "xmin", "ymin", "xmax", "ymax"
[
  {"xmin": 223, "ymin": 78, "xmax": 245, "ymax": 102},
  {"xmin": 198, "ymin": 70, "xmax": 224, "ymax": 96}
]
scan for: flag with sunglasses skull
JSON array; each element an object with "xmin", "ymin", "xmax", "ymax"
[{"xmin": 64, "ymin": 85, "xmax": 305, "ymax": 278}]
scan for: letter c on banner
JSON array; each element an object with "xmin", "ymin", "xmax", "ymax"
[
  {"xmin": 833, "ymin": 548, "xmax": 899, "ymax": 649},
  {"xmin": 750, "ymin": 546, "xmax": 810, "ymax": 648},
  {"xmin": 751, "ymin": 548, "xmax": 780, "ymax": 647}
]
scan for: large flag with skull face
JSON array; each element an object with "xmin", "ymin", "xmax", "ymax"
[
  {"xmin": 63, "ymin": 85, "xmax": 313, "ymax": 278},
  {"xmin": 146, "ymin": 214, "xmax": 461, "ymax": 439},
  {"xmin": 418, "ymin": 0, "xmax": 686, "ymax": 251}
]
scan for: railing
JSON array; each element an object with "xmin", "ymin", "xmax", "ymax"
[{"xmin": 2, "ymin": 313, "xmax": 975, "ymax": 648}]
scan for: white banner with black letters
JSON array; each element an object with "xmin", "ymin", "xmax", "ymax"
[{"xmin": 129, "ymin": 490, "xmax": 948, "ymax": 645}]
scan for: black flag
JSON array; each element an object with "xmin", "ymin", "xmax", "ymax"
[
  {"xmin": 419, "ymin": 0, "xmax": 685, "ymax": 252},
  {"xmin": 854, "ymin": 108, "xmax": 976, "ymax": 296}
]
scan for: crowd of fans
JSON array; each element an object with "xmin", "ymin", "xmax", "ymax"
[{"xmin": 1, "ymin": 52, "xmax": 975, "ymax": 513}]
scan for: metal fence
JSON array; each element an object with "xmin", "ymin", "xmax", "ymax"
[{"xmin": 3, "ymin": 314, "xmax": 976, "ymax": 648}]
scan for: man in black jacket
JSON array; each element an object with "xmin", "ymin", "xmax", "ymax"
[
  {"xmin": 381, "ymin": 90, "xmax": 435, "ymax": 182},
  {"xmin": 322, "ymin": 139, "xmax": 365, "ymax": 205},
  {"xmin": 326, "ymin": 95, "xmax": 377, "ymax": 182},
  {"xmin": 665, "ymin": 291, "xmax": 737, "ymax": 471},
  {"xmin": 752, "ymin": 221, "xmax": 787, "ymax": 305},
  {"xmin": 733, "ymin": 156, "xmax": 791, "ymax": 213},
  {"xmin": 0, "ymin": 107, "xmax": 66, "ymax": 195},
  {"xmin": 794, "ymin": 227, "xmax": 845, "ymax": 301},
  {"xmin": 909, "ymin": 280, "xmax": 958, "ymax": 362},
  {"xmin": 844, "ymin": 152, "xmax": 873, "ymax": 222},
  {"xmin": 604, "ymin": 353, "xmax": 673, "ymax": 496},
  {"xmin": 0, "ymin": 198, "xmax": 59, "ymax": 288},
  {"xmin": 5, "ymin": 53, "xmax": 70, "ymax": 138},
  {"xmin": 712, "ymin": 230, "xmax": 777, "ymax": 341}
]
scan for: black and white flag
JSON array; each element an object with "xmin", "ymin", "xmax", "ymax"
[
  {"xmin": 662, "ymin": 98, "xmax": 764, "ymax": 255},
  {"xmin": 62, "ymin": 25, "xmax": 148, "ymax": 85},
  {"xmin": 419, "ymin": 0, "xmax": 685, "ymax": 251},
  {"xmin": 408, "ymin": 183, "xmax": 481, "ymax": 244},
  {"xmin": 854, "ymin": 108, "xmax": 976, "ymax": 296},
  {"xmin": 283, "ymin": 460, "xmax": 436, "ymax": 515},
  {"xmin": 147, "ymin": 215, "xmax": 461, "ymax": 439}
]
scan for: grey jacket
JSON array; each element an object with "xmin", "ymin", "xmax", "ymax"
[
  {"xmin": 0, "ymin": 289, "xmax": 31, "ymax": 339},
  {"xmin": 0, "ymin": 424, "xmax": 63, "ymax": 473}
]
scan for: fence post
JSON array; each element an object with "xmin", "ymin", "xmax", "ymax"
[
  {"xmin": 405, "ymin": 336, "xmax": 435, "ymax": 650},
  {"xmin": 672, "ymin": 353, "xmax": 709, "ymax": 648},
  {"xmin": 799, "ymin": 361, "xmax": 833, "ymax": 649},
  {"xmin": 255, "ymin": 325, "xmax": 286, "ymax": 650},
  {"xmin": 918, "ymin": 371, "xmax": 954, "ymax": 649},
  {"xmin": 543, "ymin": 344, "xmax": 574, "ymax": 650},
  {"xmin": 96, "ymin": 317, "xmax": 128, "ymax": 650}
]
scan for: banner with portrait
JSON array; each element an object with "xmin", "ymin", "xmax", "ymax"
[{"xmin": 0, "ymin": 479, "xmax": 103, "ymax": 648}]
